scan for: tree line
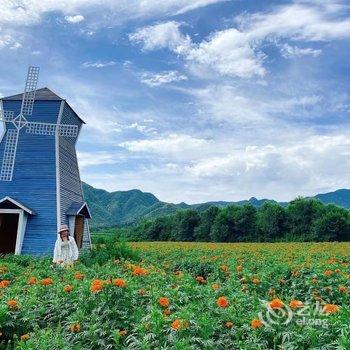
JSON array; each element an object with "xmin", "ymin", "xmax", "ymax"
[{"xmin": 113, "ymin": 198, "xmax": 350, "ymax": 242}]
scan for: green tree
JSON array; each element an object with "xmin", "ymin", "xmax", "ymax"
[
  {"xmin": 194, "ymin": 206, "xmax": 219, "ymax": 241},
  {"xmin": 257, "ymin": 202, "xmax": 287, "ymax": 241},
  {"xmin": 286, "ymin": 198, "xmax": 325, "ymax": 241},
  {"xmin": 210, "ymin": 207, "xmax": 235, "ymax": 242},
  {"xmin": 232, "ymin": 204, "xmax": 257, "ymax": 241},
  {"xmin": 171, "ymin": 209, "xmax": 200, "ymax": 241},
  {"xmin": 312, "ymin": 205, "xmax": 350, "ymax": 241}
]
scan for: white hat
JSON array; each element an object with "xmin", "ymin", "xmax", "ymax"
[{"xmin": 58, "ymin": 224, "xmax": 69, "ymax": 233}]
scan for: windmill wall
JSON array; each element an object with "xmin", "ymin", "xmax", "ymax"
[
  {"xmin": 58, "ymin": 102, "xmax": 91, "ymax": 248},
  {"xmin": 0, "ymin": 100, "xmax": 60, "ymax": 255}
]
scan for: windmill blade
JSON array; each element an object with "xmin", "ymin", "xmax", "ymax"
[
  {"xmin": 25, "ymin": 121, "xmax": 78, "ymax": 137},
  {"xmin": 58, "ymin": 124, "xmax": 78, "ymax": 137},
  {"xmin": 0, "ymin": 129, "xmax": 19, "ymax": 181},
  {"xmin": 21, "ymin": 66, "xmax": 40, "ymax": 116},
  {"xmin": 0, "ymin": 110, "xmax": 14, "ymax": 122},
  {"xmin": 26, "ymin": 121, "xmax": 57, "ymax": 136}
]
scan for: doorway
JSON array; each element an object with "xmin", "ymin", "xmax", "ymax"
[
  {"xmin": 74, "ymin": 215, "xmax": 84, "ymax": 249},
  {"xmin": 0, "ymin": 213, "xmax": 19, "ymax": 254}
]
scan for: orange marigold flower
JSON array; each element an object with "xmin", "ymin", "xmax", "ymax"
[
  {"xmin": 220, "ymin": 265, "xmax": 229, "ymax": 273},
  {"xmin": 41, "ymin": 278, "xmax": 53, "ymax": 286},
  {"xmin": 252, "ymin": 278, "xmax": 260, "ymax": 285},
  {"xmin": 225, "ymin": 321, "xmax": 234, "ymax": 329},
  {"xmin": 119, "ymin": 329, "xmax": 127, "ymax": 337},
  {"xmin": 64, "ymin": 285, "xmax": 73, "ymax": 293},
  {"xmin": 114, "ymin": 278, "xmax": 126, "ymax": 288},
  {"xmin": 323, "ymin": 304, "xmax": 340, "ymax": 314},
  {"xmin": 7, "ymin": 300, "xmax": 18, "ymax": 310},
  {"xmin": 132, "ymin": 266, "xmax": 148, "ymax": 276},
  {"xmin": 74, "ymin": 273, "xmax": 84, "ymax": 280},
  {"xmin": 217, "ymin": 296, "xmax": 229, "ymax": 308},
  {"xmin": 158, "ymin": 297, "xmax": 170, "ymax": 308},
  {"xmin": 70, "ymin": 323, "xmax": 81, "ymax": 333},
  {"xmin": 0, "ymin": 280, "xmax": 10, "ymax": 289},
  {"xmin": 289, "ymin": 300, "xmax": 304, "ymax": 309},
  {"xmin": 28, "ymin": 277, "xmax": 37, "ymax": 285},
  {"xmin": 324, "ymin": 270, "xmax": 333, "ymax": 277},
  {"xmin": 335, "ymin": 269, "xmax": 340, "ymax": 274},
  {"xmin": 90, "ymin": 279, "xmax": 104, "ymax": 293},
  {"xmin": 269, "ymin": 298, "xmax": 284, "ymax": 309},
  {"xmin": 236, "ymin": 265, "xmax": 243, "ymax": 273},
  {"xmin": 251, "ymin": 319, "xmax": 263, "ymax": 329},
  {"xmin": 196, "ymin": 276, "xmax": 206, "ymax": 284},
  {"xmin": 139, "ymin": 288, "xmax": 146, "ymax": 296},
  {"xmin": 20, "ymin": 333, "xmax": 30, "ymax": 341},
  {"xmin": 339, "ymin": 285, "xmax": 347, "ymax": 293},
  {"xmin": 171, "ymin": 319, "xmax": 181, "ymax": 330},
  {"xmin": 292, "ymin": 270, "xmax": 300, "ymax": 277},
  {"xmin": 212, "ymin": 283, "xmax": 220, "ymax": 290},
  {"xmin": 0, "ymin": 266, "xmax": 8, "ymax": 274},
  {"xmin": 163, "ymin": 308, "xmax": 171, "ymax": 316}
]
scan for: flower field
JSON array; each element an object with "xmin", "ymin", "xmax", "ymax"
[{"xmin": 1, "ymin": 242, "xmax": 350, "ymax": 349}]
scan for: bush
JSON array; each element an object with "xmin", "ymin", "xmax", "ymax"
[{"xmin": 80, "ymin": 238, "xmax": 140, "ymax": 267}]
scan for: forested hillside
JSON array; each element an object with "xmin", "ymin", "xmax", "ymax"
[
  {"xmin": 83, "ymin": 183, "xmax": 350, "ymax": 230},
  {"xmin": 110, "ymin": 198, "xmax": 350, "ymax": 242}
]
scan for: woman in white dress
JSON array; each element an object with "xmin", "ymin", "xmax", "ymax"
[{"xmin": 53, "ymin": 224, "xmax": 79, "ymax": 266}]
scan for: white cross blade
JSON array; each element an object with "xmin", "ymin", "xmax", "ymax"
[
  {"xmin": 0, "ymin": 110, "xmax": 15, "ymax": 122},
  {"xmin": 25, "ymin": 122, "xmax": 78, "ymax": 137},
  {"xmin": 0, "ymin": 129, "xmax": 19, "ymax": 181},
  {"xmin": 21, "ymin": 66, "xmax": 40, "ymax": 116}
]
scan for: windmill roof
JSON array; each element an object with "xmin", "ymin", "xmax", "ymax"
[
  {"xmin": 0, "ymin": 196, "xmax": 35, "ymax": 215},
  {"xmin": 3, "ymin": 87, "xmax": 63, "ymax": 101},
  {"xmin": 66, "ymin": 202, "xmax": 92, "ymax": 219},
  {"xmin": 1, "ymin": 87, "xmax": 86, "ymax": 124}
]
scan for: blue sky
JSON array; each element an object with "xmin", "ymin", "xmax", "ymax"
[{"xmin": 1, "ymin": 0, "xmax": 350, "ymax": 203}]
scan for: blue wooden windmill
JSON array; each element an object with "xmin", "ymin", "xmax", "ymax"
[{"xmin": 0, "ymin": 67, "xmax": 91, "ymax": 255}]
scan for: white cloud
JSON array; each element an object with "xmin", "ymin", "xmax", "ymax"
[
  {"xmin": 0, "ymin": 0, "xmax": 225, "ymax": 27},
  {"xmin": 280, "ymin": 43, "xmax": 322, "ymax": 58},
  {"xmin": 130, "ymin": 2, "xmax": 350, "ymax": 78},
  {"xmin": 140, "ymin": 70, "xmax": 187, "ymax": 87},
  {"xmin": 238, "ymin": 3, "xmax": 350, "ymax": 42},
  {"xmin": 83, "ymin": 132, "xmax": 350, "ymax": 204},
  {"xmin": 77, "ymin": 151, "xmax": 118, "ymax": 168},
  {"xmin": 129, "ymin": 21, "xmax": 191, "ymax": 53},
  {"xmin": 65, "ymin": 14, "xmax": 85, "ymax": 23},
  {"xmin": 0, "ymin": 33, "xmax": 22, "ymax": 50},
  {"xmin": 120, "ymin": 134, "xmax": 211, "ymax": 156},
  {"xmin": 82, "ymin": 61, "xmax": 116, "ymax": 68}
]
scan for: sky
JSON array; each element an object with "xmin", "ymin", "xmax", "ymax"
[{"xmin": 0, "ymin": 0, "xmax": 350, "ymax": 204}]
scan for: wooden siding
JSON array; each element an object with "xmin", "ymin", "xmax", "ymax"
[
  {"xmin": 59, "ymin": 102, "xmax": 91, "ymax": 248},
  {"xmin": 0, "ymin": 100, "xmax": 60, "ymax": 255}
]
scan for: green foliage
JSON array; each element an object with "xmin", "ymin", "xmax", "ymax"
[
  {"xmin": 95, "ymin": 198, "xmax": 350, "ymax": 242},
  {"xmin": 80, "ymin": 238, "xmax": 140, "ymax": 267},
  {"xmin": 1, "ymin": 242, "xmax": 349, "ymax": 349}
]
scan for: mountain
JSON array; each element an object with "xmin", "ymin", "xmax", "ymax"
[
  {"xmin": 82, "ymin": 183, "xmax": 350, "ymax": 229},
  {"xmin": 82, "ymin": 182, "xmax": 190, "ymax": 228},
  {"xmin": 314, "ymin": 189, "xmax": 350, "ymax": 208}
]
